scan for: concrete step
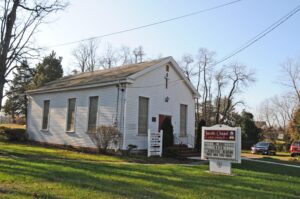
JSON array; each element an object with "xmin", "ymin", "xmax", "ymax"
[
  {"xmin": 177, "ymin": 148, "xmax": 201, "ymax": 157},
  {"xmin": 179, "ymin": 152, "xmax": 201, "ymax": 156}
]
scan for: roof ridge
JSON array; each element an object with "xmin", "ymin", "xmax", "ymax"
[
  {"xmin": 45, "ymin": 56, "xmax": 170, "ymax": 85},
  {"xmin": 38, "ymin": 56, "xmax": 172, "ymax": 88}
]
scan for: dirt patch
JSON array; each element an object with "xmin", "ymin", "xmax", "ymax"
[{"xmin": 0, "ymin": 187, "xmax": 8, "ymax": 194}]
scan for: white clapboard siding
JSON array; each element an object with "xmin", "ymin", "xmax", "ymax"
[
  {"xmin": 27, "ymin": 86, "xmax": 120, "ymax": 148},
  {"xmin": 27, "ymin": 59, "xmax": 197, "ymax": 150},
  {"xmin": 124, "ymin": 63, "xmax": 195, "ymax": 149}
]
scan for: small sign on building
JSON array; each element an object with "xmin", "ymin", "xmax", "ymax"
[
  {"xmin": 201, "ymin": 125, "xmax": 241, "ymax": 175},
  {"xmin": 148, "ymin": 130, "xmax": 163, "ymax": 157}
]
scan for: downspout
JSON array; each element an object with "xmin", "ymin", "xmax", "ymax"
[
  {"xmin": 115, "ymin": 81, "xmax": 120, "ymax": 127},
  {"xmin": 26, "ymin": 95, "xmax": 31, "ymax": 139},
  {"xmin": 121, "ymin": 84, "xmax": 127, "ymax": 150}
]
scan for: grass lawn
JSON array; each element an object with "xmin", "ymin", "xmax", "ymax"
[
  {"xmin": 242, "ymin": 150, "xmax": 300, "ymax": 165},
  {"xmin": 0, "ymin": 141, "xmax": 299, "ymax": 199}
]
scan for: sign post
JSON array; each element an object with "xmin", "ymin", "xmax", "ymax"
[
  {"xmin": 148, "ymin": 129, "xmax": 163, "ymax": 157},
  {"xmin": 201, "ymin": 124, "xmax": 241, "ymax": 175}
]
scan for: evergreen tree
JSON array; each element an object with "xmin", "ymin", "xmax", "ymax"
[
  {"xmin": 33, "ymin": 51, "xmax": 63, "ymax": 87},
  {"xmin": 236, "ymin": 111, "xmax": 261, "ymax": 149},
  {"xmin": 195, "ymin": 119, "xmax": 206, "ymax": 152},
  {"xmin": 3, "ymin": 95, "xmax": 17, "ymax": 123},
  {"xmin": 3, "ymin": 61, "xmax": 35, "ymax": 121},
  {"xmin": 161, "ymin": 117, "xmax": 174, "ymax": 152}
]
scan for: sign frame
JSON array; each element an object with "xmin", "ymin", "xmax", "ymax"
[
  {"xmin": 147, "ymin": 129, "xmax": 163, "ymax": 157},
  {"xmin": 201, "ymin": 124, "xmax": 241, "ymax": 175}
]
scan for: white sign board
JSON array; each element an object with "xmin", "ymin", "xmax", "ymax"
[
  {"xmin": 147, "ymin": 130, "xmax": 163, "ymax": 157},
  {"xmin": 201, "ymin": 125, "xmax": 241, "ymax": 175}
]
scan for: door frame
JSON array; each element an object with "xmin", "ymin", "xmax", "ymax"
[{"xmin": 158, "ymin": 114, "xmax": 172, "ymax": 132}]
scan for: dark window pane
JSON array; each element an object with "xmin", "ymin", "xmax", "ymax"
[
  {"xmin": 138, "ymin": 97, "xmax": 149, "ymax": 135},
  {"xmin": 42, "ymin": 100, "xmax": 50, "ymax": 130},
  {"xmin": 180, "ymin": 104, "xmax": 187, "ymax": 136},
  {"xmin": 66, "ymin": 98, "xmax": 76, "ymax": 132},
  {"xmin": 88, "ymin": 96, "xmax": 98, "ymax": 133}
]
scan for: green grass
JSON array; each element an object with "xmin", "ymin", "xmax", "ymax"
[
  {"xmin": 0, "ymin": 141, "xmax": 300, "ymax": 199},
  {"xmin": 242, "ymin": 150, "xmax": 300, "ymax": 165}
]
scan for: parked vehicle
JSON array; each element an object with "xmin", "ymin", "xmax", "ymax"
[
  {"xmin": 251, "ymin": 142, "xmax": 276, "ymax": 155},
  {"xmin": 289, "ymin": 141, "xmax": 300, "ymax": 157}
]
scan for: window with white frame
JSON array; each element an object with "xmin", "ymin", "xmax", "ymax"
[
  {"xmin": 180, "ymin": 104, "xmax": 187, "ymax": 136},
  {"xmin": 42, "ymin": 100, "xmax": 50, "ymax": 130},
  {"xmin": 66, "ymin": 98, "xmax": 76, "ymax": 132},
  {"xmin": 88, "ymin": 96, "xmax": 99, "ymax": 133},
  {"xmin": 138, "ymin": 97, "xmax": 149, "ymax": 135}
]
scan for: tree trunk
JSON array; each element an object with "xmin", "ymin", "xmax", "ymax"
[
  {"xmin": 0, "ymin": 78, "xmax": 4, "ymax": 111},
  {"xmin": 0, "ymin": 0, "xmax": 19, "ymax": 111},
  {"xmin": 215, "ymin": 88, "xmax": 221, "ymax": 124},
  {"xmin": 203, "ymin": 56, "xmax": 208, "ymax": 123},
  {"xmin": 195, "ymin": 63, "xmax": 202, "ymax": 125}
]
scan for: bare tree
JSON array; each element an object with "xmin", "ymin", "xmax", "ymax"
[
  {"xmin": 271, "ymin": 94, "xmax": 296, "ymax": 129},
  {"xmin": 220, "ymin": 63, "xmax": 255, "ymax": 123},
  {"xmin": 257, "ymin": 95, "xmax": 297, "ymax": 143},
  {"xmin": 206, "ymin": 74, "xmax": 214, "ymax": 125},
  {"xmin": 72, "ymin": 39, "xmax": 99, "ymax": 72},
  {"xmin": 119, "ymin": 45, "xmax": 133, "ymax": 65},
  {"xmin": 179, "ymin": 54, "xmax": 194, "ymax": 81},
  {"xmin": 0, "ymin": 0, "xmax": 67, "ymax": 110},
  {"xmin": 280, "ymin": 58, "xmax": 300, "ymax": 103},
  {"xmin": 259, "ymin": 93, "xmax": 297, "ymax": 129},
  {"xmin": 196, "ymin": 48, "xmax": 215, "ymax": 124},
  {"xmin": 99, "ymin": 43, "xmax": 119, "ymax": 69},
  {"xmin": 133, "ymin": 46, "xmax": 145, "ymax": 63},
  {"xmin": 214, "ymin": 67, "xmax": 228, "ymax": 123},
  {"xmin": 179, "ymin": 48, "xmax": 216, "ymax": 124},
  {"xmin": 258, "ymin": 99, "xmax": 276, "ymax": 127}
]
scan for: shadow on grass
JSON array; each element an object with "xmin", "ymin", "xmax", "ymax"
[
  {"xmin": 0, "ymin": 154, "xmax": 300, "ymax": 199},
  {"xmin": 261, "ymin": 156, "xmax": 300, "ymax": 165},
  {"xmin": 1, "ymin": 140, "xmax": 300, "ymax": 198},
  {"xmin": 234, "ymin": 159, "xmax": 300, "ymax": 178},
  {"xmin": 0, "ymin": 139, "xmax": 198, "ymax": 165}
]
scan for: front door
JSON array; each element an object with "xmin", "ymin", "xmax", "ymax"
[{"xmin": 158, "ymin": 114, "xmax": 172, "ymax": 131}]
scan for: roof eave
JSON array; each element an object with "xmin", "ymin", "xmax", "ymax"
[
  {"xmin": 194, "ymin": 93, "xmax": 201, "ymax": 98},
  {"xmin": 27, "ymin": 79, "xmax": 134, "ymax": 95}
]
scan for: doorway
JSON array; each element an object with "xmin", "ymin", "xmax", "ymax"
[{"xmin": 158, "ymin": 114, "xmax": 172, "ymax": 131}]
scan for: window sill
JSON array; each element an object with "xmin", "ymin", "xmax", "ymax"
[
  {"xmin": 179, "ymin": 135, "xmax": 187, "ymax": 138},
  {"xmin": 41, "ymin": 129, "xmax": 49, "ymax": 132},
  {"xmin": 66, "ymin": 131, "xmax": 75, "ymax": 134}
]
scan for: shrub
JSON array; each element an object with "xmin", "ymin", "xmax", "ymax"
[
  {"xmin": 122, "ymin": 144, "xmax": 138, "ymax": 156},
  {"xmin": 195, "ymin": 119, "xmax": 206, "ymax": 152},
  {"xmin": 276, "ymin": 143, "xmax": 290, "ymax": 152},
  {"xmin": 161, "ymin": 117, "xmax": 174, "ymax": 152},
  {"xmin": 0, "ymin": 126, "xmax": 7, "ymax": 139},
  {"xmin": 3, "ymin": 128, "xmax": 27, "ymax": 141},
  {"xmin": 0, "ymin": 126, "xmax": 7, "ymax": 133},
  {"xmin": 163, "ymin": 146, "xmax": 180, "ymax": 158},
  {"xmin": 90, "ymin": 125, "xmax": 121, "ymax": 153}
]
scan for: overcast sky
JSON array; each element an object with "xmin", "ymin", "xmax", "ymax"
[{"xmin": 33, "ymin": 0, "xmax": 300, "ymax": 115}]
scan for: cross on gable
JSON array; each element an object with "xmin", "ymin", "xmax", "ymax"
[{"xmin": 165, "ymin": 73, "xmax": 169, "ymax": 89}]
